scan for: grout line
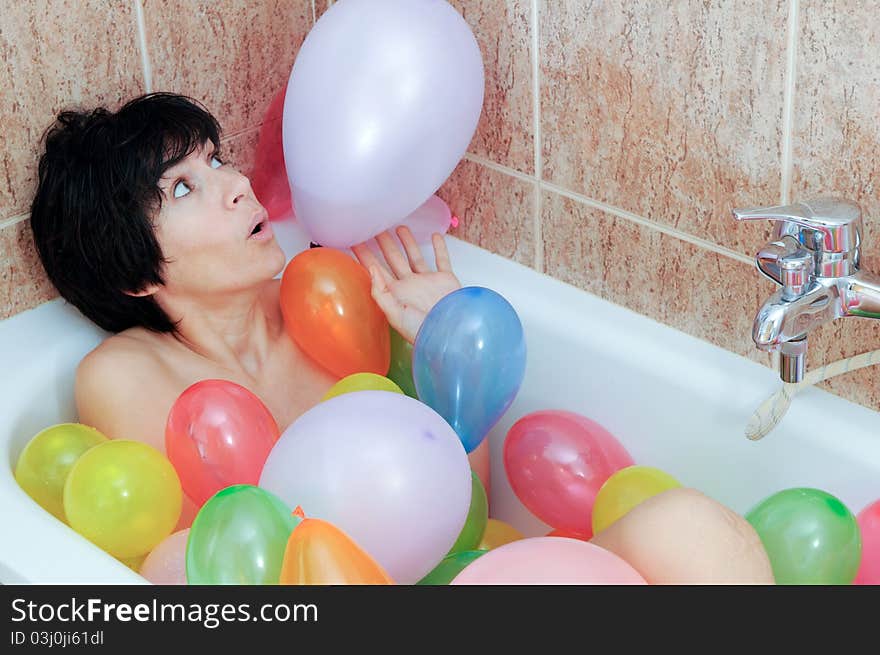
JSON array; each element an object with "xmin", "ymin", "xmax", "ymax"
[
  {"xmin": 311, "ymin": 0, "xmax": 316, "ymax": 24},
  {"xmin": 545, "ymin": 181, "xmax": 756, "ymax": 265},
  {"xmin": 463, "ymin": 152, "xmax": 534, "ymax": 183},
  {"xmin": 463, "ymin": 152, "xmax": 755, "ymax": 266},
  {"xmin": 780, "ymin": 0, "xmax": 799, "ymax": 204},
  {"xmin": 0, "ymin": 213, "xmax": 30, "ymax": 230},
  {"xmin": 133, "ymin": 0, "xmax": 153, "ymax": 93},
  {"xmin": 220, "ymin": 125, "xmax": 263, "ymax": 142},
  {"xmin": 531, "ymin": 0, "xmax": 543, "ymax": 273}
]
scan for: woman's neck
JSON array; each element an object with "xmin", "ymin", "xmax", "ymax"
[{"xmin": 159, "ymin": 281, "xmax": 283, "ymax": 381}]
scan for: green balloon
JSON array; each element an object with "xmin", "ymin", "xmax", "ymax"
[
  {"xmin": 417, "ymin": 550, "xmax": 486, "ymax": 585},
  {"xmin": 388, "ymin": 327, "xmax": 418, "ymax": 399},
  {"xmin": 746, "ymin": 487, "xmax": 861, "ymax": 585},
  {"xmin": 186, "ymin": 485, "xmax": 301, "ymax": 585},
  {"xmin": 448, "ymin": 470, "xmax": 489, "ymax": 555}
]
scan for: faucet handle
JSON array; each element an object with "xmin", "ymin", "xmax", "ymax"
[
  {"xmin": 732, "ymin": 198, "xmax": 862, "ymax": 276},
  {"xmin": 779, "ymin": 248, "xmax": 813, "ymax": 300},
  {"xmin": 732, "ymin": 198, "xmax": 861, "ymax": 252}
]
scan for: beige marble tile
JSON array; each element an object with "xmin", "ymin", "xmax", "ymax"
[
  {"xmin": 540, "ymin": 0, "xmax": 787, "ymax": 258},
  {"xmin": 792, "ymin": 0, "xmax": 880, "ymax": 270},
  {"xmin": 542, "ymin": 190, "xmax": 774, "ymax": 366},
  {"xmin": 448, "ymin": 0, "xmax": 534, "ymax": 174},
  {"xmin": 0, "ymin": 0, "xmax": 144, "ymax": 219},
  {"xmin": 0, "ymin": 219, "xmax": 58, "ymax": 320},
  {"xmin": 313, "ymin": 0, "xmax": 332, "ymax": 22},
  {"xmin": 143, "ymin": 0, "xmax": 312, "ymax": 135},
  {"xmin": 221, "ymin": 126, "xmax": 262, "ymax": 177},
  {"xmin": 804, "ymin": 318, "xmax": 880, "ymax": 413},
  {"xmin": 790, "ymin": 1, "xmax": 880, "ymax": 413},
  {"xmin": 438, "ymin": 160, "xmax": 535, "ymax": 268}
]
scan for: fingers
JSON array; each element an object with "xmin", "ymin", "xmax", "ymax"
[
  {"xmin": 351, "ymin": 242, "xmax": 391, "ymax": 279},
  {"xmin": 367, "ymin": 264, "xmax": 401, "ymax": 323},
  {"xmin": 375, "ymin": 230, "xmax": 413, "ymax": 279},
  {"xmin": 396, "ymin": 226, "xmax": 431, "ymax": 274},
  {"xmin": 432, "ymin": 232, "xmax": 453, "ymax": 273}
]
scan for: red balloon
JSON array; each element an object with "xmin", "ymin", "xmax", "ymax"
[
  {"xmin": 251, "ymin": 87, "xmax": 292, "ymax": 221},
  {"xmin": 165, "ymin": 380, "xmax": 280, "ymax": 507},
  {"xmin": 504, "ymin": 410, "xmax": 633, "ymax": 535}
]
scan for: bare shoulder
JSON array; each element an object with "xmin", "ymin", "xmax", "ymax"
[{"xmin": 74, "ymin": 328, "xmax": 170, "ymax": 445}]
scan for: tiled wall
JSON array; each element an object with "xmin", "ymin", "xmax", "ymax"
[
  {"xmin": 2, "ymin": 1, "xmax": 879, "ymax": 412},
  {"xmin": 440, "ymin": 0, "xmax": 880, "ymax": 413}
]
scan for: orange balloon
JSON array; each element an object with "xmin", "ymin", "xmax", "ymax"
[
  {"xmin": 279, "ymin": 518, "xmax": 394, "ymax": 585},
  {"xmin": 280, "ymin": 248, "xmax": 390, "ymax": 378}
]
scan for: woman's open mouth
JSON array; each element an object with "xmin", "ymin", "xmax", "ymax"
[{"xmin": 247, "ymin": 212, "xmax": 274, "ymax": 241}]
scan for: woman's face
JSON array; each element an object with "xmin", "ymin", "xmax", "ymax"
[{"xmin": 153, "ymin": 140, "xmax": 286, "ymax": 299}]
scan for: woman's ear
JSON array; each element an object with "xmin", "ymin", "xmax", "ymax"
[{"xmin": 124, "ymin": 284, "xmax": 160, "ymax": 298}]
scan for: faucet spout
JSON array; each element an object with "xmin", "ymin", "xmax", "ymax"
[{"xmin": 752, "ymin": 282, "xmax": 838, "ymax": 350}]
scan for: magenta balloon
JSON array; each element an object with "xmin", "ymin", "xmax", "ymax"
[
  {"xmin": 855, "ymin": 499, "xmax": 880, "ymax": 584},
  {"xmin": 139, "ymin": 529, "xmax": 189, "ymax": 585},
  {"xmin": 451, "ymin": 537, "xmax": 646, "ymax": 585},
  {"xmin": 282, "ymin": 0, "xmax": 484, "ymax": 248},
  {"xmin": 259, "ymin": 390, "xmax": 471, "ymax": 584},
  {"xmin": 503, "ymin": 410, "xmax": 634, "ymax": 535}
]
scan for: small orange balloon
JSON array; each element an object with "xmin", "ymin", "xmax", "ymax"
[
  {"xmin": 280, "ymin": 248, "xmax": 390, "ymax": 378},
  {"xmin": 279, "ymin": 518, "xmax": 394, "ymax": 585}
]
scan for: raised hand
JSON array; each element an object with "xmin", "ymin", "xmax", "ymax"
[{"xmin": 351, "ymin": 225, "xmax": 461, "ymax": 345}]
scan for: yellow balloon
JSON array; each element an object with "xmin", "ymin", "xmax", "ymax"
[
  {"xmin": 592, "ymin": 465, "xmax": 681, "ymax": 535},
  {"xmin": 477, "ymin": 518, "xmax": 524, "ymax": 551},
  {"xmin": 117, "ymin": 553, "xmax": 147, "ymax": 573},
  {"xmin": 63, "ymin": 440, "xmax": 182, "ymax": 559},
  {"xmin": 14, "ymin": 423, "xmax": 108, "ymax": 521},
  {"xmin": 321, "ymin": 372, "xmax": 404, "ymax": 401}
]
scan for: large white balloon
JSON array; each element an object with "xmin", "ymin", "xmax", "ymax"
[
  {"xmin": 258, "ymin": 391, "xmax": 472, "ymax": 584},
  {"xmin": 282, "ymin": 0, "xmax": 484, "ymax": 248}
]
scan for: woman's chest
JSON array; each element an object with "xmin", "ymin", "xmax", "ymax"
[{"xmin": 166, "ymin": 337, "xmax": 339, "ymax": 434}]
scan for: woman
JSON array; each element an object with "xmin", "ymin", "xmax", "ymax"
[{"xmin": 29, "ymin": 93, "xmax": 773, "ymax": 584}]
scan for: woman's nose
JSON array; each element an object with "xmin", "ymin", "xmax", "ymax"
[{"xmin": 226, "ymin": 170, "xmax": 253, "ymax": 208}]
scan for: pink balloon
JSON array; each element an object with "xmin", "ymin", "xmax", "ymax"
[
  {"xmin": 356, "ymin": 195, "xmax": 454, "ymax": 260},
  {"xmin": 140, "ymin": 529, "xmax": 189, "ymax": 585},
  {"xmin": 166, "ymin": 380, "xmax": 280, "ymax": 507},
  {"xmin": 504, "ymin": 410, "xmax": 634, "ymax": 535},
  {"xmin": 451, "ymin": 537, "xmax": 646, "ymax": 585},
  {"xmin": 854, "ymin": 499, "xmax": 880, "ymax": 584}
]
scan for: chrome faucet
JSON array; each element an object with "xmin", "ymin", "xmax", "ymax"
[{"xmin": 732, "ymin": 198, "xmax": 880, "ymax": 383}]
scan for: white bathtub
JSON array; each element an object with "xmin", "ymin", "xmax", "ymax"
[{"xmin": 2, "ymin": 215, "xmax": 880, "ymax": 584}]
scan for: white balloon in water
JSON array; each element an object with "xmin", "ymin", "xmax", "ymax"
[{"xmin": 282, "ymin": 0, "xmax": 484, "ymax": 248}]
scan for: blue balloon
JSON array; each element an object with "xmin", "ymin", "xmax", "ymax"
[{"xmin": 413, "ymin": 286, "xmax": 526, "ymax": 453}]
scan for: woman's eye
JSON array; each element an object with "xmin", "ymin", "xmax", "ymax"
[
  {"xmin": 210, "ymin": 155, "xmax": 223, "ymax": 169},
  {"xmin": 173, "ymin": 181, "xmax": 192, "ymax": 199}
]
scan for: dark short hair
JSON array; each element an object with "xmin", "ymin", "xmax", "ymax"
[{"xmin": 30, "ymin": 92, "xmax": 222, "ymax": 334}]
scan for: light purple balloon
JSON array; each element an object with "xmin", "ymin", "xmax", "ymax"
[
  {"xmin": 282, "ymin": 0, "xmax": 484, "ymax": 248},
  {"xmin": 258, "ymin": 391, "xmax": 471, "ymax": 584}
]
